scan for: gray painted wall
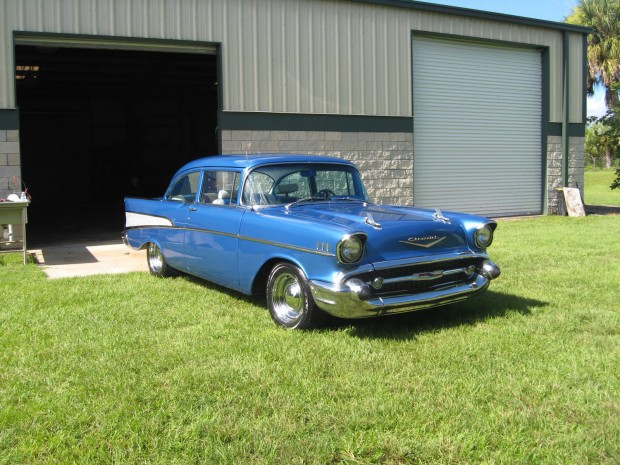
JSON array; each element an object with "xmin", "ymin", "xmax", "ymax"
[{"xmin": 1, "ymin": 0, "xmax": 587, "ymax": 122}]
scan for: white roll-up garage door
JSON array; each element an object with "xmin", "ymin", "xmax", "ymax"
[{"xmin": 412, "ymin": 37, "xmax": 542, "ymax": 216}]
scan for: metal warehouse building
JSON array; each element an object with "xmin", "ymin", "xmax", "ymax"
[{"xmin": 0, "ymin": 0, "xmax": 589, "ymax": 240}]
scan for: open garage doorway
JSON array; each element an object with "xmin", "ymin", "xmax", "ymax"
[{"xmin": 15, "ymin": 40, "xmax": 219, "ymax": 245}]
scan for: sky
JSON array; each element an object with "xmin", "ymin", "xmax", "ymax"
[{"xmin": 424, "ymin": 0, "xmax": 607, "ymax": 118}]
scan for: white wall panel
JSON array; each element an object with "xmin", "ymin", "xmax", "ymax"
[{"xmin": 0, "ymin": 0, "xmax": 583, "ymax": 122}]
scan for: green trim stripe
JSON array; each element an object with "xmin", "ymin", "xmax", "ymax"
[
  {"xmin": 219, "ymin": 112, "xmax": 413, "ymax": 133},
  {"xmin": 547, "ymin": 123, "xmax": 586, "ymax": 137},
  {"xmin": 0, "ymin": 109, "xmax": 19, "ymax": 130},
  {"xmin": 352, "ymin": 0, "xmax": 591, "ymax": 33}
]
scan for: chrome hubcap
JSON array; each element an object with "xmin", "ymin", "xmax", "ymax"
[
  {"xmin": 147, "ymin": 243, "xmax": 163, "ymax": 274},
  {"xmin": 271, "ymin": 272, "xmax": 303, "ymax": 324}
]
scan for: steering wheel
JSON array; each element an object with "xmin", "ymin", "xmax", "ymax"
[{"xmin": 316, "ymin": 189, "xmax": 336, "ymax": 200}]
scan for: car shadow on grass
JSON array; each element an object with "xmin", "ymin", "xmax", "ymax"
[
  {"xmin": 177, "ymin": 274, "xmax": 548, "ymax": 338},
  {"xmin": 178, "ymin": 273, "xmax": 260, "ymax": 302},
  {"xmin": 334, "ymin": 291, "xmax": 548, "ymax": 340}
]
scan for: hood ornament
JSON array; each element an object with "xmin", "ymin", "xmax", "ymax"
[
  {"xmin": 364, "ymin": 213, "xmax": 382, "ymax": 230},
  {"xmin": 433, "ymin": 209, "xmax": 451, "ymax": 224}
]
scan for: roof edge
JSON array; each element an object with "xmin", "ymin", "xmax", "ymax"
[
  {"xmin": 350, "ymin": 0, "xmax": 591, "ymax": 34},
  {"xmin": 174, "ymin": 154, "xmax": 356, "ymax": 175}
]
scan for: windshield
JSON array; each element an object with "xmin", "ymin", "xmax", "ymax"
[{"xmin": 242, "ymin": 163, "xmax": 369, "ymax": 207}]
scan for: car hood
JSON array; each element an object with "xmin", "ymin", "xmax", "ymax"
[{"xmin": 262, "ymin": 202, "xmax": 475, "ymax": 262}]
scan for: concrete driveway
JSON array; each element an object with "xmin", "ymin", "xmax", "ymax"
[{"xmin": 32, "ymin": 240, "xmax": 147, "ymax": 279}]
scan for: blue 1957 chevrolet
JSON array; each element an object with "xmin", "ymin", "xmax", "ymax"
[{"xmin": 123, "ymin": 155, "xmax": 500, "ymax": 329}]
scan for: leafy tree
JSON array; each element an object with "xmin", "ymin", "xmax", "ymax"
[
  {"xmin": 612, "ymin": 167, "xmax": 620, "ymax": 189},
  {"xmin": 586, "ymin": 120, "xmax": 618, "ymax": 168},
  {"xmin": 567, "ymin": 1, "xmax": 620, "ymax": 188},
  {"xmin": 602, "ymin": 83, "xmax": 620, "ymax": 188},
  {"xmin": 566, "ymin": 0, "xmax": 620, "ymax": 108}
]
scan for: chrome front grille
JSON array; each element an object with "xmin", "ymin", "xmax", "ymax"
[{"xmin": 356, "ymin": 257, "xmax": 484, "ymax": 297}]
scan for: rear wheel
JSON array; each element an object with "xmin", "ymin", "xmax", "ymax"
[
  {"xmin": 147, "ymin": 242, "xmax": 176, "ymax": 277},
  {"xmin": 266, "ymin": 262, "xmax": 325, "ymax": 329}
]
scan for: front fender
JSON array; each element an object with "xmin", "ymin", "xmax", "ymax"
[
  {"xmin": 237, "ymin": 211, "xmax": 360, "ymax": 294},
  {"xmin": 238, "ymin": 238, "xmax": 358, "ymax": 295}
]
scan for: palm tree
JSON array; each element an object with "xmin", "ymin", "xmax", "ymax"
[{"xmin": 566, "ymin": 0, "xmax": 620, "ymax": 109}]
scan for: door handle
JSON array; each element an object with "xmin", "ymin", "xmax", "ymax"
[{"xmin": 188, "ymin": 206, "xmax": 198, "ymax": 212}]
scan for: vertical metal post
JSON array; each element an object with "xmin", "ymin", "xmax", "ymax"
[{"xmin": 562, "ymin": 31, "xmax": 570, "ymax": 187}]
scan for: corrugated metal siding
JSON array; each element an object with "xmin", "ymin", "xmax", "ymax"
[
  {"xmin": 0, "ymin": 0, "xmax": 580, "ymax": 121},
  {"xmin": 569, "ymin": 31, "xmax": 585, "ymax": 123},
  {"xmin": 412, "ymin": 37, "xmax": 542, "ymax": 216}
]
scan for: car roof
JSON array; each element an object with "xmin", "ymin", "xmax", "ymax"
[{"xmin": 174, "ymin": 154, "xmax": 356, "ymax": 177}]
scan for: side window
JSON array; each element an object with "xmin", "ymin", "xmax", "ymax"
[
  {"xmin": 243, "ymin": 172, "xmax": 276, "ymax": 205},
  {"xmin": 200, "ymin": 171, "xmax": 240, "ymax": 206},
  {"xmin": 167, "ymin": 172, "xmax": 200, "ymax": 202}
]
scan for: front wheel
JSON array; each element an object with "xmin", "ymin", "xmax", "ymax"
[
  {"xmin": 266, "ymin": 263, "xmax": 325, "ymax": 329},
  {"xmin": 147, "ymin": 242, "xmax": 176, "ymax": 277}
]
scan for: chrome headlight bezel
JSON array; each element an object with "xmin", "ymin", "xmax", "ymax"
[
  {"xmin": 337, "ymin": 233, "xmax": 366, "ymax": 264},
  {"xmin": 474, "ymin": 224, "xmax": 495, "ymax": 249}
]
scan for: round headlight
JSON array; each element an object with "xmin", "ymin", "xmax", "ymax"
[
  {"xmin": 337, "ymin": 235, "xmax": 365, "ymax": 264},
  {"xmin": 474, "ymin": 224, "xmax": 494, "ymax": 248}
]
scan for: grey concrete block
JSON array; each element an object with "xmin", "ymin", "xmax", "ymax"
[
  {"xmin": 325, "ymin": 132, "xmax": 341, "ymax": 141},
  {"xmin": 251, "ymin": 131, "xmax": 271, "ymax": 141},
  {"xmin": 7, "ymin": 131, "xmax": 19, "ymax": 143},
  {"xmin": 0, "ymin": 142, "xmax": 19, "ymax": 153},
  {"xmin": 230, "ymin": 130, "xmax": 252, "ymax": 141},
  {"xmin": 288, "ymin": 131, "xmax": 308, "ymax": 141},
  {"xmin": 270, "ymin": 131, "xmax": 289, "ymax": 141},
  {"xmin": 7, "ymin": 153, "xmax": 20, "ymax": 165}
]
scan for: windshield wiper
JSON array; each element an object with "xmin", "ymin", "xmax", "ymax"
[
  {"xmin": 285, "ymin": 196, "xmax": 372, "ymax": 211},
  {"xmin": 284, "ymin": 196, "xmax": 327, "ymax": 211},
  {"xmin": 332, "ymin": 196, "xmax": 372, "ymax": 203}
]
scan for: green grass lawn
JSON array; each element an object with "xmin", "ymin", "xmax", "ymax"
[
  {"xmin": 1, "ymin": 216, "xmax": 619, "ymax": 464},
  {"xmin": 584, "ymin": 169, "xmax": 620, "ymax": 206}
]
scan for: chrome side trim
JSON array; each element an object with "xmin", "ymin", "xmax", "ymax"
[
  {"xmin": 241, "ymin": 234, "xmax": 335, "ymax": 257},
  {"xmin": 124, "ymin": 225, "xmax": 335, "ymax": 257},
  {"xmin": 125, "ymin": 225, "xmax": 183, "ymax": 232}
]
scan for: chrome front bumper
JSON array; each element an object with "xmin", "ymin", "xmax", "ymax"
[{"xmin": 309, "ymin": 260, "xmax": 500, "ymax": 319}]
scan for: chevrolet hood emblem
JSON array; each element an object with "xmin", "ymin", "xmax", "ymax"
[{"xmin": 400, "ymin": 235, "xmax": 446, "ymax": 248}]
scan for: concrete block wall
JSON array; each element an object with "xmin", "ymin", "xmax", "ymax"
[
  {"xmin": 221, "ymin": 130, "xmax": 414, "ymax": 206},
  {"xmin": 1, "ymin": 129, "xmax": 582, "ymax": 214},
  {"xmin": 569, "ymin": 136, "xmax": 585, "ymax": 193},
  {"xmin": 546, "ymin": 135, "xmax": 585, "ymax": 215},
  {"xmin": 0, "ymin": 130, "xmax": 21, "ymax": 199}
]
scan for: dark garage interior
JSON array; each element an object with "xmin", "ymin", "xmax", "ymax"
[{"xmin": 16, "ymin": 44, "xmax": 219, "ymax": 245}]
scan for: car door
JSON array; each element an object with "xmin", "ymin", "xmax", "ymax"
[
  {"xmin": 183, "ymin": 170, "xmax": 244, "ymax": 289},
  {"xmin": 159, "ymin": 170, "xmax": 201, "ymax": 272}
]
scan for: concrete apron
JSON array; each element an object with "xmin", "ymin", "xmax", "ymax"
[{"xmin": 31, "ymin": 241, "xmax": 147, "ymax": 279}]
